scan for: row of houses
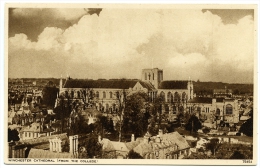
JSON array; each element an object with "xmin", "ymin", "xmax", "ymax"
[{"xmin": 8, "ymin": 130, "xmax": 191, "ymax": 159}]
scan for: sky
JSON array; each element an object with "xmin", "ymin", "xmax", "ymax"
[{"xmin": 8, "ymin": 6, "xmax": 255, "ymax": 83}]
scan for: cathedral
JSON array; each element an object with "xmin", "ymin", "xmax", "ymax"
[{"xmin": 59, "ymin": 68, "xmax": 194, "ymax": 114}]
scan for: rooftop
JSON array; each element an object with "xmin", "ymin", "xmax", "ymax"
[{"xmin": 158, "ymin": 81, "xmax": 188, "ymax": 89}]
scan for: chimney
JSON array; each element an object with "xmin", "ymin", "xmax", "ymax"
[
  {"xmin": 69, "ymin": 135, "xmax": 79, "ymax": 158},
  {"xmin": 98, "ymin": 135, "xmax": 102, "ymax": 143},
  {"xmin": 158, "ymin": 129, "xmax": 163, "ymax": 137},
  {"xmin": 49, "ymin": 137, "xmax": 62, "ymax": 152},
  {"xmin": 144, "ymin": 135, "xmax": 149, "ymax": 144},
  {"xmin": 131, "ymin": 134, "xmax": 135, "ymax": 142}
]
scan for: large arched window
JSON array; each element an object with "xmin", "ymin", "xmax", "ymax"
[
  {"xmin": 77, "ymin": 91, "xmax": 81, "ymax": 98},
  {"xmin": 165, "ymin": 104, "xmax": 169, "ymax": 113},
  {"xmin": 174, "ymin": 92, "xmax": 180, "ymax": 102},
  {"xmin": 182, "ymin": 92, "xmax": 186, "ymax": 102},
  {"xmin": 96, "ymin": 91, "xmax": 99, "ymax": 98},
  {"xmin": 226, "ymin": 104, "xmax": 233, "ymax": 115},
  {"xmin": 167, "ymin": 92, "xmax": 172, "ymax": 103},
  {"xmin": 71, "ymin": 91, "xmax": 74, "ymax": 98},
  {"xmin": 103, "ymin": 91, "xmax": 106, "ymax": 99},
  {"xmin": 160, "ymin": 91, "xmax": 165, "ymax": 101},
  {"xmin": 216, "ymin": 108, "xmax": 220, "ymax": 115},
  {"xmin": 109, "ymin": 92, "xmax": 113, "ymax": 99},
  {"xmin": 65, "ymin": 91, "xmax": 69, "ymax": 98}
]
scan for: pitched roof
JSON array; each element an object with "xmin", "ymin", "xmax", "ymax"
[
  {"xmin": 160, "ymin": 132, "xmax": 190, "ymax": 150},
  {"xmin": 158, "ymin": 81, "xmax": 188, "ymax": 89},
  {"xmin": 28, "ymin": 148, "xmax": 73, "ymax": 158},
  {"xmin": 20, "ymin": 133, "xmax": 67, "ymax": 145},
  {"xmin": 188, "ymin": 97, "xmax": 212, "ymax": 104},
  {"xmin": 63, "ymin": 79, "xmax": 154, "ymax": 90}
]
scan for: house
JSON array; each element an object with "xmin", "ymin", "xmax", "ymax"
[
  {"xmin": 19, "ymin": 122, "xmax": 54, "ymax": 140},
  {"xmin": 100, "ymin": 130, "xmax": 191, "ymax": 159}
]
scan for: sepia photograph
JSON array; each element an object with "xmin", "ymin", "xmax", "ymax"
[{"xmin": 3, "ymin": 2, "xmax": 258, "ymax": 165}]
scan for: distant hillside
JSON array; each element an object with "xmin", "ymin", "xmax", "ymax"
[{"xmin": 193, "ymin": 81, "xmax": 253, "ymax": 95}]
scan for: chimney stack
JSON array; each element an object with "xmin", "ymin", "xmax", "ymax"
[
  {"xmin": 131, "ymin": 134, "xmax": 135, "ymax": 142},
  {"xmin": 69, "ymin": 135, "xmax": 79, "ymax": 158},
  {"xmin": 98, "ymin": 135, "xmax": 102, "ymax": 143},
  {"xmin": 158, "ymin": 129, "xmax": 163, "ymax": 137}
]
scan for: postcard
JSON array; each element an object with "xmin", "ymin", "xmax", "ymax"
[{"xmin": 4, "ymin": 2, "xmax": 258, "ymax": 165}]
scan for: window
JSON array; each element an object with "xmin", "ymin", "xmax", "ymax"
[
  {"xmin": 145, "ymin": 73, "xmax": 147, "ymax": 80},
  {"xmin": 160, "ymin": 92, "xmax": 165, "ymax": 101},
  {"xmin": 109, "ymin": 92, "xmax": 113, "ymax": 98},
  {"xmin": 96, "ymin": 91, "xmax": 99, "ymax": 98},
  {"xmin": 182, "ymin": 92, "xmax": 186, "ymax": 102},
  {"xmin": 153, "ymin": 73, "xmax": 154, "ymax": 80},
  {"xmin": 226, "ymin": 104, "xmax": 233, "ymax": 115},
  {"xmin": 167, "ymin": 92, "xmax": 172, "ymax": 102},
  {"xmin": 216, "ymin": 108, "xmax": 220, "ymax": 115},
  {"xmin": 103, "ymin": 91, "xmax": 106, "ymax": 98},
  {"xmin": 174, "ymin": 92, "xmax": 180, "ymax": 102}
]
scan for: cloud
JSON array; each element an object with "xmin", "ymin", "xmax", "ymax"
[
  {"xmin": 12, "ymin": 8, "xmax": 89, "ymax": 21},
  {"xmin": 8, "ymin": 8, "xmax": 255, "ymax": 83}
]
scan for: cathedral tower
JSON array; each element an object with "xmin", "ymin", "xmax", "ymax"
[{"xmin": 141, "ymin": 68, "xmax": 163, "ymax": 89}]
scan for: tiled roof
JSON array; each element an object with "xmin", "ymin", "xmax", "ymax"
[
  {"xmin": 63, "ymin": 79, "xmax": 154, "ymax": 90},
  {"xmin": 160, "ymin": 132, "xmax": 190, "ymax": 150},
  {"xmin": 188, "ymin": 97, "xmax": 212, "ymax": 104},
  {"xmin": 28, "ymin": 148, "xmax": 73, "ymax": 158},
  {"xmin": 158, "ymin": 81, "xmax": 188, "ymax": 89},
  {"xmin": 216, "ymin": 98, "xmax": 224, "ymax": 102},
  {"xmin": 20, "ymin": 133, "xmax": 67, "ymax": 145}
]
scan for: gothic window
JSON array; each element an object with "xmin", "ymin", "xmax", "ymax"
[
  {"xmin": 77, "ymin": 91, "xmax": 80, "ymax": 98},
  {"xmin": 148, "ymin": 73, "xmax": 151, "ymax": 80},
  {"xmin": 160, "ymin": 91, "xmax": 165, "ymax": 101},
  {"xmin": 174, "ymin": 92, "xmax": 180, "ymax": 102},
  {"xmin": 166, "ymin": 104, "xmax": 170, "ymax": 112},
  {"xmin": 216, "ymin": 108, "xmax": 220, "ymax": 115},
  {"xmin": 226, "ymin": 104, "xmax": 233, "ymax": 115},
  {"xmin": 167, "ymin": 92, "xmax": 172, "ymax": 102},
  {"xmin": 182, "ymin": 92, "xmax": 186, "ymax": 102},
  {"xmin": 71, "ymin": 91, "xmax": 74, "ymax": 98},
  {"xmin": 65, "ymin": 91, "xmax": 69, "ymax": 98},
  {"xmin": 103, "ymin": 91, "xmax": 106, "ymax": 98}
]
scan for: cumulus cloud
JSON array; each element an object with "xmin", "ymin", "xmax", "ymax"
[
  {"xmin": 8, "ymin": 8, "xmax": 255, "ymax": 83},
  {"xmin": 12, "ymin": 8, "xmax": 89, "ymax": 21}
]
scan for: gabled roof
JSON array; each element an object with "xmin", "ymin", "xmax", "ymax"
[
  {"xmin": 20, "ymin": 133, "xmax": 68, "ymax": 146},
  {"xmin": 63, "ymin": 79, "xmax": 154, "ymax": 90},
  {"xmin": 28, "ymin": 148, "xmax": 73, "ymax": 158},
  {"xmin": 158, "ymin": 80, "xmax": 188, "ymax": 89},
  {"xmin": 188, "ymin": 97, "xmax": 212, "ymax": 104}
]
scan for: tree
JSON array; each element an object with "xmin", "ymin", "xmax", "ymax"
[
  {"xmin": 128, "ymin": 149, "xmax": 143, "ymax": 159},
  {"xmin": 205, "ymin": 138, "xmax": 220, "ymax": 156},
  {"xmin": 42, "ymin": 81, "xmax": 59, "ymax": 108},
  {"xmin": 81, "ymin": 133, "xmax": 102, "ymax": 158},
  {"xmin": 185, "ymin": 114, "xmax": 202, "ymax": 134},
  {"xmin": 148, "ymin": 96, "xmax": 164, "ymax": 136},
  {"xmin": 124, "ymin": 91, "xmax": 149, "ymax": 138},
  {"xmin": 239, "ymin": 109, "xmax": 253, "ymax": 137},
  {"xmin": 230, "ymin": 151, "xmax": 246, "ymax": 159},
  {"xmin": 115, "ymin": 89, "xmax": 127, "ymax": 142},
  {"xmin": 8, "ymin": 128, "xmax": 20, "ymax": 142}
]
